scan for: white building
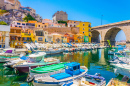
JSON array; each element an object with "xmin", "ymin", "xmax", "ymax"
[{"xmin": 0, "ymin": 25, "xmax": 10, "ymax": 48}]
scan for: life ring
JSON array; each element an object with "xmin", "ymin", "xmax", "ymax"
[{"xmin": 26, "ymin": 76, "xmax": 34, "ymax": 83}]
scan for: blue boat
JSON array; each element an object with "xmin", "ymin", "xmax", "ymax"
[{"xmin": 32, "ymin": 62, "xmax": 88, "ymax": 86}]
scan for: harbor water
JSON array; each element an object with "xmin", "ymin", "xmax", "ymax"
[{"xmin": 0, "ymin": 46, "xmax": 126, "ymax": 86}]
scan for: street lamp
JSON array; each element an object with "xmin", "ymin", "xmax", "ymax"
[{"xmin": 101, "ymin": 15, "xmax": 103, "ymax": 25}]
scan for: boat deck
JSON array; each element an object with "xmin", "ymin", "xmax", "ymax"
[{"xmin": 34, "ymin": 66, "xmax": 87, "ymax": 83}]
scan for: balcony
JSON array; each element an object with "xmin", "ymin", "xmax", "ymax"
[{"xmin": 21, "ymin": 33, "xmax": 33, "ymax": 37}]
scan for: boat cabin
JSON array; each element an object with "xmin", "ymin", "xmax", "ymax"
[
  {"xmin": 3, "ymin": 48, "xmax": 15, "ymax": 53},
  {"xmin": 64, "ymin": 62, "xmax": 81, "ymax": 76}
]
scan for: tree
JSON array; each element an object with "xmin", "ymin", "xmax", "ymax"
[
  {"xmin": 0, "ymin": 9, "xmax": 7, "ymax": 16},
  {"xmin": 57, "ymin": 20, "xmax": 67, "ymax": 26},
  {"xmin": 23, "ymin": 14, "xmax": 36, "ymax": 22},
  {"xmin": 0, "ymin": 21, "xmax": 7, "ymax": 25}
]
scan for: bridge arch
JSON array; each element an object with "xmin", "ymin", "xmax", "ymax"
[
  {"xmin": 91, "ymin": 30, "xmax": 101, "ymax": 43},
  {"xmin": 104, "ymin": 27, "xmax": 126, "ymax": 46}
]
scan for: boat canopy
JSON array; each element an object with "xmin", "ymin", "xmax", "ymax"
[
  {"xmin": 85, "ymin": 74, "xmax": 105, "ymax": 81},
  {"xmin": 20, "ymin": 56, "xmax": 29, "ymax": 60}
]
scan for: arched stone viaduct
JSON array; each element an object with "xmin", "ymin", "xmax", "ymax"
[{"xmin": 91, "ymin": 20, "xmax": 130, "ymax": 47}]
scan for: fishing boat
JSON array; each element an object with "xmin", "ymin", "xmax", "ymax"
[
  {"xmin": 32, "ymin": 62, "xmax": 87, "ymax": 86},
  {"xmin": 62, "ymin": 73, "xmax": 106, "ymax": 86},
  {"xmin": 13, "ymin": 57, "xmax": 60, "ymax": 73},
  {"xmin": 29, "ymin": 62, "xmax": 67, "ymax": 76}
]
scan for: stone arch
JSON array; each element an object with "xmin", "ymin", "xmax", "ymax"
[
  {"xmin": 104, "ymin": 27, "xmax": 126, "ymax": 46},
  {"xmin": 91, "ymin": 30, "xmax": 101, "ymax": 43}
]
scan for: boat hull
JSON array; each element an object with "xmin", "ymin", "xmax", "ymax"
[
  {"xmin": 14, "ymin": 62, "xmax": 59, "ymax": 73},
  {"xmin": 33, "ymin": 81, "xmax": 60, "ymax": 86}
]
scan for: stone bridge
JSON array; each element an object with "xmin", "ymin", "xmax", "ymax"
[{"xmin": 91, "ymin": 20, "xmax": 130, "ymax": 47}]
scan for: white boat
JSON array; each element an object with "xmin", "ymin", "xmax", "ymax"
[
  {"xmin": 62, "ymin": 73, "xmax": 106, "ymax": 86},
  {"xmin": 4, "ymin": 52, "xmax": 46, "ymax": 68},
  {"xmin": 108, "ymin": 49, "xmax": 116, "ymax": 55},
  {"xmin": 0, "ymin": 48, "xmax": 27, "ymax": 63},
  {"xmin": 32, "ymin": 62, "xmax": 87, "ymax": 86},
  {"xmin": 0, "ymin": 48, "xmax": 19, "ymax": 56},
  {"xmin": 39, "ymin": 48, "xmax": 64, "ymax": 55},
  {"xmin": 112, "ymin": 63, "xmax": 130, "ymax": 77},
  {"xmin": 3, "ymin": 56, "xmax": 29, "ymax": 68},
  {"xmin": 64, "ymin": 48, "xmax": 76, "ymax": 52}
]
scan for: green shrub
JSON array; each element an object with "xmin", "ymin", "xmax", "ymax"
[
  {"xmin": 23, "ymin": 14, "xmax": 36, "ymax": 22},
  {"xmin": 58, "ymin": 20, "xmax": 67, "ymax": 26},
  {"xmin": 0, "ymin": 21, "xmax": 7, "ymax": 25}
]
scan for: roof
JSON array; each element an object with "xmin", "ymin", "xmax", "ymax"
[{"xmin": 65, "ymin": 62, "xmax": 80, "ymax": 67}]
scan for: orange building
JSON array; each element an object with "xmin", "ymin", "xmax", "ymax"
[{"xmin": 64, "ymin": 33, "xmax": 74, "ymax": 43}]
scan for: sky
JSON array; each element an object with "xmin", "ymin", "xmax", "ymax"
[{"xmin": 19, "ymin": 0, "xmax": 128, "ymax": 41}]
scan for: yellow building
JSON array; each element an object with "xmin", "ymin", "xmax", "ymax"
[
  {"xmin": 78, "ymin": 22, "xmax": 92, "ymax": 42},
  {"xmin": 74, "ymin": 34, "xmax": 84, "ymax": 43},
  {"xmin": 34, "ymin": 29, "xmax": 49, "ymax": 43},
  {"xmin": 28, "ymin": 20, "xmax": 48, "ymax": 28},
  {"xmin": 10, "ymin": 27, "xmax": 24, "ymax": 48},
  {"xmin": 21, "ymin": 29, "xmax": 35, "ymax": 42}
]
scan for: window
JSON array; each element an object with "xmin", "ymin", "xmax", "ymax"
[
  {"xmin": 89, "ymin": 33, "xmax": 91, "ymax": 36},
  {"xmin": 83, "ymin": 24, "xmax": 85, "ymax": 26},
  {"xmin": 17, "ymin": 23, "xmax": 20, "ymax": 25},
  {"xmin": 22, "ymin": 23, "xmax": 25, "ymax": 25},
  {"xmin": 27, "ymin": 37, "xmax": 30, "ymax": 40},
  {"xmin": 73, "ymin": 66, "xmax": 77, "ymax": 70},
  {"xmin": 23, "ymin": 37, "xmax": 26, "ymax": 40},
  {"xmin": 83, "ymin": 28, "xmax": 84, "ymax": 30},
  {"xmin": 74, "ymin": 22, "xmax": 75, "ymax": 23},
  {"xmin": 38, "ymin": 37, "xmax": 43, "ymax": 41},
  {"xmin": 89, "ymin": 24, "xmax": 91, "ymax": 27},
  {"xmin": 89, "ymin": 28, "xmax": 91, "ymax": 31},
  {"xmin": 83, "ymin": 32, "xmax": 84, "ymax": 34},
  {"xmin": 18, "ymin": 37, "xmax": 21, "ymax": 41},
  {"xmin": 26, "ymin": 23, "xmax": 29, "ymax": 25},
  {"xmin": 38, "ymin": 25, "xmax": 40, "ymax": 27}
]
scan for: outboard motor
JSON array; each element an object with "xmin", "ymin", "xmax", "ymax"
[{"xmin": 95, "ymin": 73, "xmax": 101, "ymax": 76}]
